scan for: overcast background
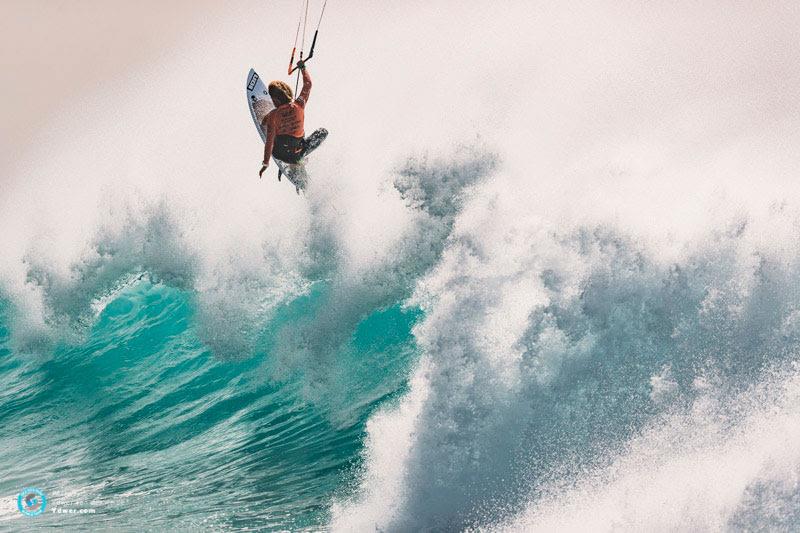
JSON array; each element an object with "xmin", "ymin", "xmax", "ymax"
[{"xmin": 1, "ymin": 0, "xmax": 220, "ymax": 172}]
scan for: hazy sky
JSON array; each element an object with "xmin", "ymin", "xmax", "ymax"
[
  {"xmin": 4, "ymin": 0, "xmax": 799, "ymax": 218},
  {"xmin": 1, "ymin": 0, "xmax": 219, "ymax": 171}
]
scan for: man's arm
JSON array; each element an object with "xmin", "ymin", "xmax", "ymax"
[
  {"xmin": 297, "ymin": 66, "xmax": 312, "ymax": 107},
  {"xmin": 263, "ymin": 127, "xmax": 275, "ymax": 165},
  {"xmin": 259, "ymin": 113, "xmax": 275, "ymax": 176}
]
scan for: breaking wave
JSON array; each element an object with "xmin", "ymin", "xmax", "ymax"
[{"xmin": 3, "ymin": 1, "xmax": 800, "ymax": 531}]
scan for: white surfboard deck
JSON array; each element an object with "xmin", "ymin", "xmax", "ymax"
[{"xmin": 246, "ymin": 68, "xmax": 308, "ymax": 193}]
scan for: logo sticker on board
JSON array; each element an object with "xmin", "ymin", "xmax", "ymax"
[{"xmin": 248, "ymin": 72, "xmax": 259, "ymax": 91}]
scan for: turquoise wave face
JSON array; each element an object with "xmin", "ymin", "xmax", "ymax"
[
  {"xmin": 0, "ymin": 281, "xmax": 420, "ymax": 530},
  {"xmin": 7, "ymin": 142, "xmax": 800, "ymax": 530}
]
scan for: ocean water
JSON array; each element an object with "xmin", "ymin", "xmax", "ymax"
[
  {"xmin": 4, "ymin": 1, "xmax": 800, "ymax": 531},
  {"xmin": 0, "ymin": 280, "xmax": 420, "ymax": 530},
  {"xmin": 5, "ymin": 152, "xmax": 800, "ymax": 531}
]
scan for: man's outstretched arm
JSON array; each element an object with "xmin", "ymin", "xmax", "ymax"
[{"xmin": 297, "ymin": 63, "xmax": 312, "ymax": 107}]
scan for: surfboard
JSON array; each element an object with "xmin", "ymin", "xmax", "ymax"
[{"xmin": 246, "ymin": 68, "xmax": 308, "ymax": 193}]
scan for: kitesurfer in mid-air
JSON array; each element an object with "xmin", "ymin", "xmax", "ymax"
[{"xmin": 259, "ymin": 60, "xmax": 328, "ymax": 177}]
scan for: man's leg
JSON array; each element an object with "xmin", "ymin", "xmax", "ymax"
[{"xmin": 303, "ymin": 128, "xmax": 328, "ymax": 157}]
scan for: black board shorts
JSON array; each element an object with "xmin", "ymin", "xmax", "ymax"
[{"xmin": 272, "ymin": 135, "xmax": 305, "ymax": 164}]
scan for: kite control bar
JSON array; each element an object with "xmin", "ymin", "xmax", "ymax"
[
  {"xmin": 288, "ymin": 30, "xmax": 318, "ymax": 75},
  {"xmin": 287, "ymin": 47, "xmax": 297, "ymax": 75},
  {"xmin": 286, "ymin": 0, "xmax": 327, "ymax": 75}
]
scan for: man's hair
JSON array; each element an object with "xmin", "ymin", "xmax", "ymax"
[{"xmin": 268, "ymin": 81, "xmax": 293, "ymax": 106}]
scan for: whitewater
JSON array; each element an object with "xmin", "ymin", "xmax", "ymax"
[{"xmin": 2, "ymin": 1, "xmax": 800, "ymax": 530}]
